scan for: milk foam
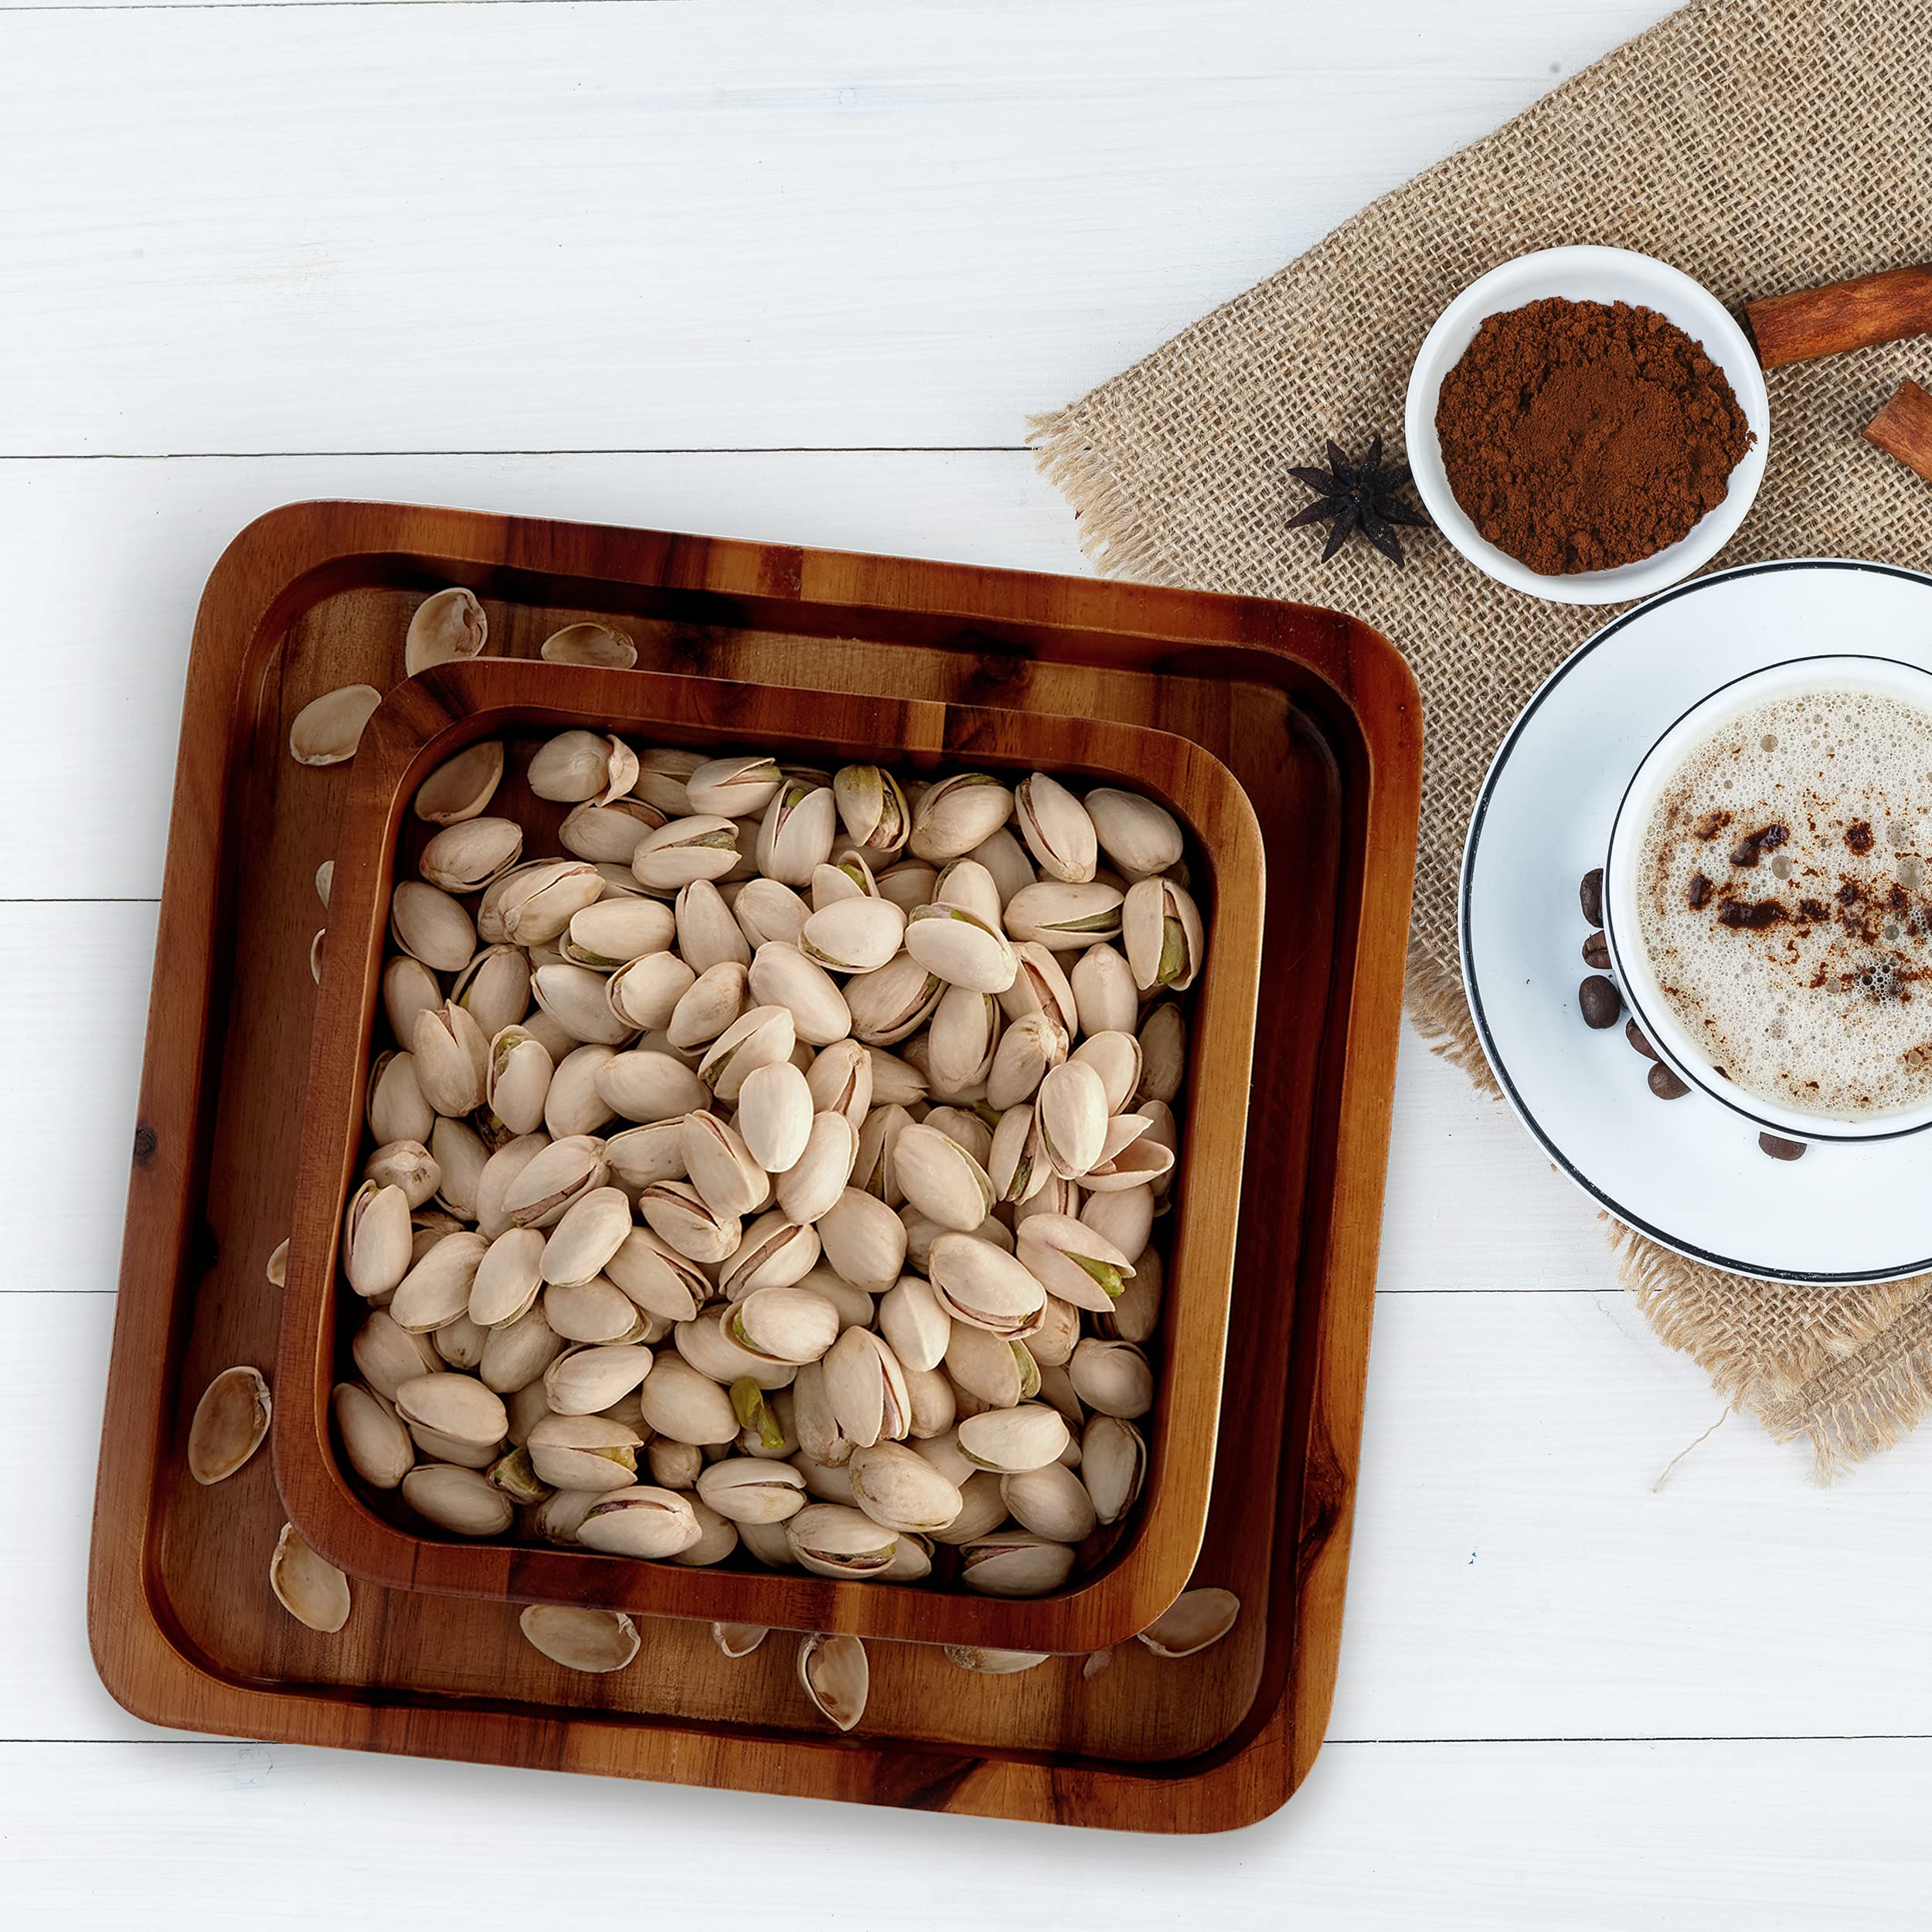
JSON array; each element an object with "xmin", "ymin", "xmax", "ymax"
[{"xmin": 1634, "ymin": 686, "xmax": 1932, "ymax": 1117}]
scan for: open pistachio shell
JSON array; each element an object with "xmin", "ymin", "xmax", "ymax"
[
  {"xmin": 519, "ymin": 1603, "xmax": 641, "ymax": 1672},
  {"xmin": 414, "ymin": 740, "xmax": 505, "ymax": 825},
  {"xmin": 713, "ymin": 1621, "xmax": 770, "ymax": 1658},
  {"xmin": 290, "ymin": 684, "xmax": 383, "ymax": 766},
  {"xmin": 797, "ymin": 1631, "xmax": 869, "ymax": 1732},
  {"xmin": 1138, "ymin": 1587, "xmax": 1240, "ymax": 1658},
  {"xmin": 540, "ymin": 622, "xmax": 636, "ymax": 670},
  {"xmin": 270, "ymin": 1524, "xmax": 352, "ymax": 1633},
  {"xmin": 405, "ymin": 587, "xmax": 488, "ymax": 675},
  {"xmin": 945, "ymin": 1645, "xmax": 1049, "ymax": 1675},
  {"xmin": 186, "ymin": 1366, "xmax": 272, "ymax": 1485}
]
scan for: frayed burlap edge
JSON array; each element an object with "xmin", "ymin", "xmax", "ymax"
[
  {"xmin": 1610, "ymin": 1221, "xmax": 1932, "ymax": 1478},
  {"xmin": 1030, "ymin": 406, "xmax": 1498, "ymax": 1090}
]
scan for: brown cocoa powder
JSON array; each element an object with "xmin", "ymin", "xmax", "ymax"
[{"xmin": 1435, "ymin": 297, "xmax": 1753, "ymax": 576}]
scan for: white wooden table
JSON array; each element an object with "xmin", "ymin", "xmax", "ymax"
[{"xmin": 9, "ymin": 2, "xmax": 1930, "ymax": 1921}]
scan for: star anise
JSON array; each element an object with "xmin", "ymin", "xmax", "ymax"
[{"xmin": 1287, "ymin": 435, "xmax": 1431, "ymax": 566}]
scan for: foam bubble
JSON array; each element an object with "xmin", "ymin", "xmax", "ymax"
[{"xmin": 1635, "ymin": 687, "xmax": 1932, "ymax": 1117}]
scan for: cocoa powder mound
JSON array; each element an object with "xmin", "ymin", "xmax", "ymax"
[{"xmin": 1435, "ymin": 297, "xmax": 1754, "ymax": 575}]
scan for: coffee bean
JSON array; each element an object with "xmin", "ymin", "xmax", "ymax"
[
  {"xmin": 1578, "ymin": 975, "xmax": 1622, "ymax": 1029},
  {"xmin": 1647, "ymin": 1063, "xmax": 1689, "ymax": 1100},
  {"xmin": 1580, "ymin": 867, "xmax": 1604, "ymax": 927},
  {"xmin": 1582, "ymin": 930, "xmax": 1611, "ymax": 970},
  {"xmin": 1757, "ymin": 1132, "xmax": 1808, "ymax": 1162},
  {"xmin": 1624, "ymin": 1019, "xmax": 1658, "ymax": 1060}
]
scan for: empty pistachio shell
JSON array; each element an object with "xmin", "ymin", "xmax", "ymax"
[
  {"xmin": 927, "ymin": 1234, "xmax": 1046, "ymax": 1338},
  {"xmin": 415, "ymin": 739, "xmax": 505, "ymax": 825},
  {"xmin": 519, "ymin": 1602, "xmax": 640, "ymax": 1672},
  {"xmin": 577, "ymin": 1485, "xmax": 702, "ymax": 1558},
  {"xmin": 959, "ymin": 1529, "xmax": 1077, "ymax": 1597},
  {"xmin": 186, "ymin": 1366, "xmax": 272, "ymax": 1485},
  {"xmin": 1014, "ymin": 772, "xmax": 1099, "ymax": 883},
  {"xmin": 1004, "ymin": 880, "xmax": 1124, "ymax": 951},
  {"xmin": 540, "ymin": 621, "xmax": 636, "ymax": 670},
  {"xmin": 797, "ymin": 1631, "xmax": 869, "ymax": 1732},
  {"xmin": 1138, "ymin": 1587, "xmax": 1240, "ymax": 1658},
  {"xmin": 290, "ymin": 684, "xmax": 383, "ymax": 765},
  {"xmin": 265, "ymin": 1237, "xmax": 290, "ymax": 1291},
  {"xmin": 1124, "ymin": 876, "xmax": 1206, "ymax": 992},
  {"xmin": 405, "ymin": 587, "xmax": 488, "ymax": 675},
  {"xmin": 946, "ymin": 1645, "xmax": 1049, "ymax": 1675},
  {"xmin": 403, "ymin": 1461, "xmax": 518, "ymax": 1536},
  {"xmin": 270, "ymin": 1523, "xmax": 352, "ymax": 1633},
  {"xmin": 713, "ymin": 1621, "xmax": 770, "ymax": 1658}
]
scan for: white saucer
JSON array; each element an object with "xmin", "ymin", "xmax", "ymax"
[{"xmin": 1461, "ymin": 560, "xmax": 1932, "ymax": 1284}]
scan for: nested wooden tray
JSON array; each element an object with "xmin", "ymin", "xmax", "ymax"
[
  {"xmin": 284, "ymin": 660, "xmax": 1264, "ymax": 1655},
  {"xmin": 89, "ymin": 502, "xmax": 1420, "ymax": 1832}
]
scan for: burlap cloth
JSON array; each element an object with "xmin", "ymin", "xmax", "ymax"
[{"xmin": 1031, "ymin": 0, "xmax": 1932, "ymax": 1473}]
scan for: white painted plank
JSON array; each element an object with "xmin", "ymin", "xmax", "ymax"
[
  {"xmin": 3, "ymin": 1736, "xmax": 1929, "ymax": 1926},
  {"xmin": 20, "ymin": 1274, "xmax": 1932, "ymax": 1743},
  {"xmin": 0, "ymin": 450, "xmax": 1090, "ymax": 901},
  {"xmin": 0, "ymin": 2, "xmax": 1673, "ymax": 452}
]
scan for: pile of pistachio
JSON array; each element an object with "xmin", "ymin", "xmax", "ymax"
[{"xmin": 264, "ymin": 592, "xmax": 1236, "ymax": 1720}]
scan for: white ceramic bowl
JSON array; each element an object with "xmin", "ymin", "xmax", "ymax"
[
  {"xmin": 1603, "ymin": 652, "xmax": 1932, "ymax": 1145},
  {"xmin": 1403, "ymin": 245, "xmax": 1769, "ymax": 606}
]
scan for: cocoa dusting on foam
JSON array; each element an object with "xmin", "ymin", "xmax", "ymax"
[{"xmin": 1636, "ymin": 687, "xmax": 1932, "ymax": 1117}]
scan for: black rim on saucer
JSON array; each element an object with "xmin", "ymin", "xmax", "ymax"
[{"xmin": 1459, "ymin": 558, "xmax": 1932, "ymax": 1284}]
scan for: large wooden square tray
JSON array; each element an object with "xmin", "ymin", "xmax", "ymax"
[{"xmin": 88, "ymin": 502, "xmax": 1420, "ymax": 1833}]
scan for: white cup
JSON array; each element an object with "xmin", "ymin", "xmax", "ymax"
[{"xmin": 1603, "ymin": 653, "xmax": 1932, "ymax": 1143}]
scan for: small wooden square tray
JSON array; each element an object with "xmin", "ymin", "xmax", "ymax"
[
  {"xmin": 283, "ymin": 657, "xmax": 1264, "ymax": 1653},
  {"xmin": 89, "ymin": 502, "xmax": 1420, "ymax": 1832}
]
